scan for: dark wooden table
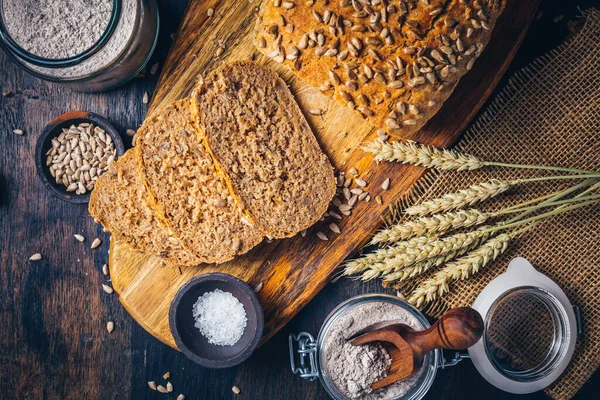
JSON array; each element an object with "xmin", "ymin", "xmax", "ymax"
[{"xmin": 1, "ymin": 1, "xmax": 599, "ymax": 399}]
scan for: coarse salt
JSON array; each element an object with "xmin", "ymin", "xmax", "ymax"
[{"xmin": 192, "ymin": 289, "xmax": 247, "ymax": 346}]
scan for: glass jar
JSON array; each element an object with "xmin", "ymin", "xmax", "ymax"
[
  {"xmin": 289, "ymin": 294, "xmax": 444, "ymax": 400},
  {"xmin": 0, "ymin": 0, "xmax": 158, "ymax": 92}
]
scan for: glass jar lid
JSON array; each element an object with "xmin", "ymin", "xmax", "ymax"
[{"xmin": 469, "ymin": 257, "xmax": 578, "ymax": 394}]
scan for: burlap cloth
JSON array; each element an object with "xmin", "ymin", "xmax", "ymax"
[{"xmin": 389, "ymin": 9, "xmax": 600, "ymax": 400}]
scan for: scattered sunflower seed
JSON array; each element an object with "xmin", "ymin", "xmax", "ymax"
[
  {"xmin": 309, "ymin": 108, "xmax": 324, "ymax": 116},
  {"xmin": 232, "ymin": 386, "xmax": 241, "ymax": 395},
  {"xmin": 13, "ymin": 129, "xmax": 24, "ymax": 135},
  {"xmin": 382, "ymin": 178, "xmax": 390, "ymax": 190},
  {"xmin": 317, "ymin": 231, "xmax": 329, "ymax": 241},
  {"xmin": 300, "ymin": 229, "xmax": 307, "ymax": 237},
  {"xmin": 355, "ymin": 179, "xmax": 367, "ymax": 187},
  {"xmin": 207, "ymin": 7, "xmax": 214, "ymax": 17},
  {"xmin": 142, "ymin": 92, "xmax": 149, "ymax": 104},
  {"xmin": 177, "ymin": 395, "xmax": 185, "ymax": 400},
  {"xmin": 150, "ymin": 63, "xmax": 160, "ymax": 75},
  {"xmin": 107, "ymin": 321, "xmax": 114, "ymax": 333},
  {"xmin": 91, "ymin": 238, "xmax": 102, "ymax": 249},
  {"xmin": 329, "ymin": 223, "xmax": 341, "ymax": 234},
  {"xmin": 126, "ymin": 129, "xmax": 136, "ymax": 137},
  {"xmin": 148, "ymin": 381, "xmax": 157, "ymax": 390},
  {"xmin": 102, "ymin": 284, "xmax": 114, "ymax": 294},
  {"xmin": 254, "ymin": 282, "xmax": 264, "ymax": 293},
  {"xmin": 166, "ymin": 382, "xmax": 173, "ymax": 393},
  {"xmin": 29, "ymin": 253, "xmax": 42, "ymax": 261},
  {"xmin": 157, "ymin": 385, "xmax": 168, "ymax": 394},
  {"xmin": 74, "ymin": 234, "xmax": 85, "ymax": 242},
  {"xmin": 102, "ymin": 264, "xmax": 109, "ymax": 275},
  {"xmin": 349, "ymin": 167, "xmax": 358, "ymax": 175}
]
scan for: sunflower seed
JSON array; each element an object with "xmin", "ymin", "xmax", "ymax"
[
  {"xmin": 177, "ymin": 395, "xmax": 185, "ymax": 400},
  {"xmin": 106, "ymin": 321, "xmax": 114, "ymax": 333},
  {"xmin": 166, "ymin": 382, "xmax": 173, "ymax": 393},
  {"xmin": 13, "ymin": 129, "xmax": 24, "ymax": 135},
  {"xmin": 91, "ymin": 238, "xmax": 102, "ymax": 249},
  {"xmin": 329, "ymin": 223, "xmax": 341, "ymax": 234},
  {"xmin": 157, "ymin": 385, "xmax": 168, "ymax": 393},
  {"xmin": 102, "ymin": 284, "xmax": 114, "ymax": 294},
  {"xmin": 382, "ymin": 178, "xmax": 390, "ymax": 190},
  {"xmin": 317, "ymin": 231, "xmax": 329, "ymax": 241},
  {"xmin": 207, "ymin": 8, "xmax": 214, "ymax": 17},
  {"xmin": 309, "ymin": 108, "xmax": 324, "ymax": 116},
  {"xmin": 355, "ymin": 179, "xmax": 367, "ymax": 187},
  {"xmin": 142, "ymin": 92, "xmax": 149, "ymax": 104},
  {"xmin": 29, "ymin": 253, "xmax": 42, "ymax": 261},
  {"xmin": 232, "ymin": 386, "xmax": 241, "ymax": 395},
  {"xmin": 102, "ymin": 264, "xmax": 109, "ymax": 275},
  {"xmin": 148, "ymin": 382, "xmax": 157, "ymax": 390},
  {"xmin": 74, "ymin": 234, "xmax": 85, "ymax": 242}
]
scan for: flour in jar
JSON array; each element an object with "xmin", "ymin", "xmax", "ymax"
[{"xmin": 322, "ymin": 301, "xmax": 425, "ymax": 399}]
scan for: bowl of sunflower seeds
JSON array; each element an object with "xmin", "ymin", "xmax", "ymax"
[{"xmin": 35, "ymin": 111, "xmax": 125, "ymax": 203}]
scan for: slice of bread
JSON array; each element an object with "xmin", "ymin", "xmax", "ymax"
[
  {"xmin": 136, "ymin": 99, "xmax": 263, "ymax": 264},
  {"xmin": 191, "ymin": 61, "xmax": 336, "ymax": 239},
  {"xmin": 89, "ymin": 150, "xmax": 201, "ymax": 266}
]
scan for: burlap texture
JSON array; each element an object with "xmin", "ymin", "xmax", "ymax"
[{"xmin": 389, "ymin": 10, "xmax": 600, "ymax": 400}]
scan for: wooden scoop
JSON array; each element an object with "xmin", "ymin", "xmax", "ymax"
[{"xmin": 348, "ymin": 307, "xmax": 484, "ymax": 390}]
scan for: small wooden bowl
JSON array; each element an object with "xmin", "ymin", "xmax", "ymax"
[
  {"xmin": 169, "ymin": 273, "xmax": 264, "ymax": 368},
  {"xmin": 35, "ymin": 111, "xmax": 125, "ymax": 204}
]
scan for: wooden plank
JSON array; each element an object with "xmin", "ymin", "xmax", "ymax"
[{"xmin": 110, "ymin": 0, "xmax": 541, "ymax": 349}]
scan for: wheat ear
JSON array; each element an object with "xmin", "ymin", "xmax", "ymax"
[
  {"xmin": 356, "ymin": 228, "xmax": 492, "ymax": 281},
  {"xmin": 363, "ymin": 140, "xmax": 485, "ymax": 171},
  {"xmin": 371, "ymin": 209, "xmax": 490, "ymax": 245},
  {"xmin": 364, "ymin": 139, "xmax": 593, "ymax": 174},
  {"xmin": 405, "ymin": 180, "xmax": 512, "ymax": 215},
  {"xmin": 407, "ymin": 233, "xmax": 512, "ymax": 307},
  {"xmin": 341, "ymin": 235, "xmax": 436, "ymax": 276}
]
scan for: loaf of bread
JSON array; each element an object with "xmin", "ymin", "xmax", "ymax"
[
  {"xmin": 89, "ymin": 151, "xmax": 201, "ymax": 266},
  {"xmin": 191, "ymin": 61, "xmax": 336, "ymax": 239},
  {"xmin": 136, "ymin": 99, "xmax": 264, "ymax": 264},
  {"xmin": 256, "ymin": 0, "xmax": 505, "ymax": 137}
]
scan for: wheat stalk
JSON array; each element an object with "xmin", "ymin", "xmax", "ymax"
[
  {"xmin": 405, "ymin": 180, "xmax": 512, "ymax": 215},
  {"xmin": 371, "ymin": 209, "xmax": 490, "ymax": 245},
  {"xmin": 363, "ymin": 140, "xmax": 485, "ymax": 171},
  {"xmin": 382, "ymin": 232, "xmax": 491, "ymax": 285},
  {"xmin": 364, "ymin": 139, "xmax": 593, "ymax": 174},
  {"xmin": 341, "ymin": 235, "xmax": 436, "ymax": 276},
  {"xmin": 407, "ymin": 233, "xmax": 513, "ymax": 307},
  {"xmin": 355, "ymin": 228, "xmax": 492, "ymax": 281}
]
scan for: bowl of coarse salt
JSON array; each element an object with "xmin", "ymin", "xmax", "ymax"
[{"xmin": 169, "ymin": 273, "xmax": 264, "ymax": 368}]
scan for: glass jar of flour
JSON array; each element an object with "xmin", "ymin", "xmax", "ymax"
[
  {"xmin": 0, "ymin": 0, "xmax": 158, "ymax": 92},
  {"xmin": 289, "ymin": 294, "xmax": 441, "ymax": 400}
]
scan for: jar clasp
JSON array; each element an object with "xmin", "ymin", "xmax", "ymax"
[{"xmin": 289, "ymin": 333, "xmax": 319, "ymax": 381}]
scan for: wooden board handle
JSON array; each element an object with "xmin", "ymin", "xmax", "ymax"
[{"xmin": 404, "ymin": 307, "xmax": 484, "ymax": 359}]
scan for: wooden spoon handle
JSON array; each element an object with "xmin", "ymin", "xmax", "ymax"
[{"xmin": 403, "ymin": 307, "xmax": 484, "ymax": 355}]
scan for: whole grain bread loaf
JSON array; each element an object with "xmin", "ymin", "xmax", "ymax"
[
  {"xmin": 89, "ymin": 150, "xmax": 201, "ymax": 266},
  {"xmin": 136, "ymin": 99, "xmax": 263, "ymax": 264},
  {"xmin": 256, "ymin": 0, "xmax": 505, "ymax": 137},
  {"xmin": 191, "ymin": 61, "xmax": 336, "ymax": 239}
]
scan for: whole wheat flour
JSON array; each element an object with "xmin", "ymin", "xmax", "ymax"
[
  {"xmin": 2, "ymin": 0, "xmax": 113, "ymax": 59},
  {"xmin": 323, "ymin": 301, "xmax": 425, "ymax": 399}
]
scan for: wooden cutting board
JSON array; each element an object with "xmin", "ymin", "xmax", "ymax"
[{"xmin": 109, "ymin": 0, "xmax": 540, "ymax": 349}]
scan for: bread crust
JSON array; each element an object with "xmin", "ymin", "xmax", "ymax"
[{"xmin": 256, "ymin": 0, "xmax": 505, "ymax": 137}]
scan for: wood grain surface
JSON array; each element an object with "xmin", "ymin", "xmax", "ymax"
[
  {"xmin": 2, "ymin": 1, "xmax": 600, "ymax": 399},
  {"xmin": 109, "ymin": 0, "xmax": 540, "ymax": 350}
]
